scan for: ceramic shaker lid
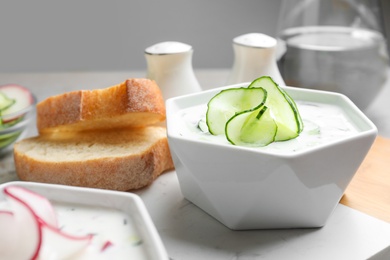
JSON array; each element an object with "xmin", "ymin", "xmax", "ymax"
[
  {"xmin": 145, "ymin": 41, "xmax": 192, "ymax": 55},
  {"xmin": 233, "ymin": 33, "xmax": 277, "ymax": 48}
]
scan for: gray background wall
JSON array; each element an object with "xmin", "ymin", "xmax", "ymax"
[
  {"xmin": 0, "ymin": 0, "xmax": 388, "ymax": 73},
  {"xmin": 0, "ymin": 0, "xmax": 282, "ymax": 72}
]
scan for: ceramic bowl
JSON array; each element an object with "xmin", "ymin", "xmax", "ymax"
[
  {"xmin": 166, "ymin": 83, "xmax": 377, "ymax": 230},
  {"xmin": 0, "ymin": 181, "xmax": 169, "ymax": 259}
]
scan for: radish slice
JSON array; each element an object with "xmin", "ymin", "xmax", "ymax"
[
  {"xmin": 0, "ymin": 210, "xmax": 19, "ymax": 258},
  {"xmin": 0, "ymin": 84, "xmax": 34, "ymax": 114},
  {"xmin": 0, "ymin": 84, "xmax": 34, "ymax": 123},
  {"xmin": 5, "ymin": 186, "xmax": 57, "ymax": 227},
  {"xmin": 39, "ymin": 224, "xmax": 93, "ymax": 259},
  {"xmin": 4, "ymin": 187, "xmax": 41, "ymax": 259},
  {"xmin": 3, "ymin": 186, "xmax": 93, "ymax": 259}
]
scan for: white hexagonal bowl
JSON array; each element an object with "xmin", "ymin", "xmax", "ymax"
[{"xmin": 166, "ymin": 83, "xmax": 377, "ymax": 230}]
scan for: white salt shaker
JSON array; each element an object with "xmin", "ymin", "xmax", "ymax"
[
  {"xmin": 145, "ymin": 41, "xmax": 202, "ymax": 100},
  {"xmin": 227, "ymin": 33, "xmax": 285, "ymax": 86}
]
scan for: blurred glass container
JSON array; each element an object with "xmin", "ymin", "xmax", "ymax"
[
  {"xmin": 227, "ymin": 33, "xmax": 285, "ymax": 86},
  {"xmin": 276, "ymin": 0, "xmax": 388, "ymax": 110},
  {"xmin": 145, "ymin": 41, "xmax": 201, "ymax": 100}
]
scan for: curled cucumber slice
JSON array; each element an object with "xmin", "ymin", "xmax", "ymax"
[
  {"xmin": 206, "ymin": 87, "xmax": 267, "ymax": 135},
  {"xmin": 248, "ymin": 76, "xmax": 303, "ymax": 141},
  {"xmin": 204, "ymin": 76, "xmax": 304, "ymax": 147},
  {"xmin": 226, "ymin": 105, "xmax": 277, "ymax": 147}
]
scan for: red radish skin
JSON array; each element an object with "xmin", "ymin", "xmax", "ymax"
[
  {"xmin": 38, "ymin": 218, "xmax": 93, "ymax": 258},
  {"xmin": 0, "ymin": 210, "xmax": 13, "ymax": 215},
  {"xmin": 4, "ymin": 186, "xmax": 42, "ymax": 260},
  {"xmin": 5, "ymin": 186, "xmax": 57, "ymax": 226},
  {"xmin": 101, "ymin": 240, "xmax": 114, "ymax": 252},
  {"xmin": 3, "ymin": 186, "xmax": 93, "ymax": 259}
]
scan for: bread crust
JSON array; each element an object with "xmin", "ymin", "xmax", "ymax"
[
  {"xmin": 37, "ymin": 78, "xmax": 166, "ymax": 134},
  {"xmin": 14, "ymin": 127, "xmax": 174, "ymax": 191}
]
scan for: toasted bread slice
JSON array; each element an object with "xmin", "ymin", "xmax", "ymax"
[
  {"xmin": 37, "ymin": 78, "xmax": 165, "ymax": 134},
  {"xmin": 14, "ymin": 127, "xmax": 174, "ymax": 191}
]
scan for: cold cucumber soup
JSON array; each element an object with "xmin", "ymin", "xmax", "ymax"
[
  {"xmin": 53, "ymin": 202, "xmax": 149, "ymax": 259},
  {"xmin": 178, "ymin": 100, "xmax": 359, "ymax": 154}
]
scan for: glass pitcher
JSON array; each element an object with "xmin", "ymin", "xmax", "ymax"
[{"xmin": 276, "ymin": 0, "xmax": 388, "ymax": 110}]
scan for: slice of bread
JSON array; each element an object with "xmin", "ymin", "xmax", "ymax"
[
  {"xmin": 37, "ymin": 78, "xmax": 166, "ymax": 134},
  {"xmin": 14, "ymin": 127, "xmax": 174, "ymax": 191}
]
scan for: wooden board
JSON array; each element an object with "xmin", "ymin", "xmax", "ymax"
[{"xmin": 340, "ymin": 136, "xmax": 390, "ymax": 222}]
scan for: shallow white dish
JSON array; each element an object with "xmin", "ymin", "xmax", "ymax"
[
  {"xmin": 0, "ymin": 181, "xmax": 169, "ymax": 259},
  {"xmin": 166, "ymin": 83, "xmax": 377, "ymax": 230}
]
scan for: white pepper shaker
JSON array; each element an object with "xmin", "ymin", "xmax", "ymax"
[
  {"xmin": 145, "ymin": 41, "xmax": 202, "ymax": 100},
  {"xmin": 227, "ymin": 33, "xmax": 285, "ymax": 86}
]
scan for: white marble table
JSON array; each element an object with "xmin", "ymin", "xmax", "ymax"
[{"xmin": 1, "ymin": 69, "xmax": 390, "ymax": 259}]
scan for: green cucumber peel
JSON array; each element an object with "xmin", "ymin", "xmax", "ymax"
[
  {"xmin": 248, "ymin": 76, "xmax": 303, "ymax": 141},
  {"xmin": 206, "ymin": 87, "xmax": 267, "ymax": 135},
  {"xmin": 0, "ymin": 116, "xmax": 24, "ymax": 130},
  {"xmin": 0, "ymin": 131, "xmax": 22, "ymax": 149},
  {"xmin": 226, "ymin": 105, "xmax": 277, "ymax": 147}
]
